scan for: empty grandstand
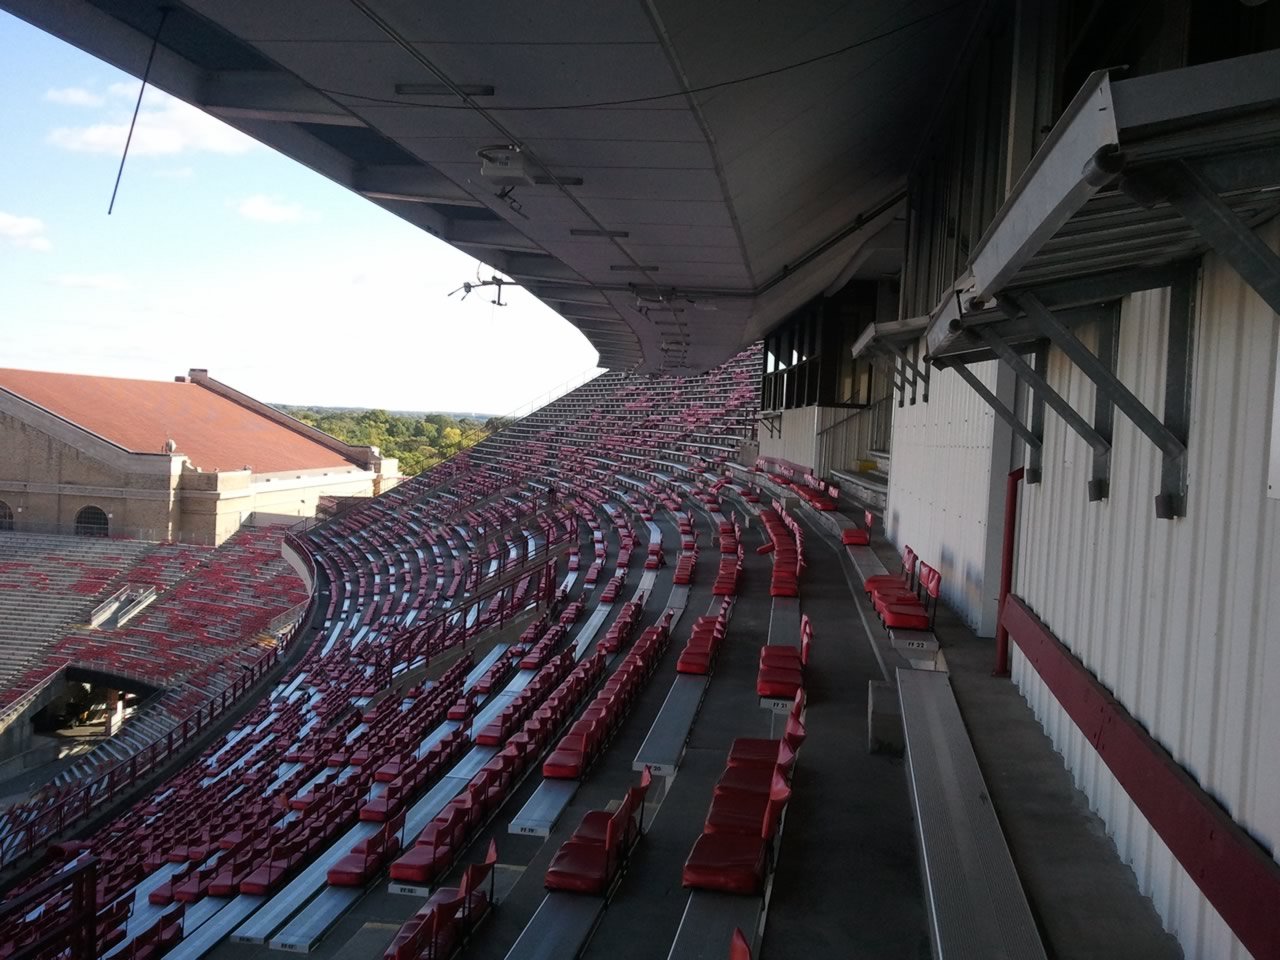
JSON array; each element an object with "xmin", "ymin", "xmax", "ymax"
[{"xmin": 3, "ymin": 2, "xmax": 1280, "ymax": 960}]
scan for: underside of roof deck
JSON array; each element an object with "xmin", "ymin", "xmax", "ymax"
[{"xmin": 1, "ymin": 0, "xmax": 979, "ymax": 373}]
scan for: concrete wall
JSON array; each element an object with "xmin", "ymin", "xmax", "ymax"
[
  {"xmin": 0, "ymin": 400, "xmax": 181, "ymax": 540},
  {"xmin": 886, "ymin": 358, "xmax": 1015, "ymax": 634},
  {"xmin": 1010, "ymin": 217, "xmax": 1280, "ymax": 960}
]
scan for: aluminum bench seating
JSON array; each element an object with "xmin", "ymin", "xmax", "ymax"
[{"xmin": 897, "ymin": 669, "xmax": 1048, "ymax": 960}]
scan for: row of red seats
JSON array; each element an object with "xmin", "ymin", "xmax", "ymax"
[
  {"xmin": 520, "ymin": 624, "xmax": 568, "ymax": 671},
  {"xmin": 673, "ymin": 546, "xmax": 697, "ymax": 586},
  {"xmin": 786, "ymin": 477, "xmax": 839, "ymax": 511},
  {"xmin": 600, "ymin": 574, "xmax": 625, "ymax": 604},
  {"xmin": 713, "ymin": 519, "xmax": 744, "ymax": 597},
  {"xmin": 756, "ymin": 615, "xmax": 813, "ymax": 701},
  {"xmin": 476, "ymin": 651, "xmax": 577, "ymax": 747},
  {"xmin": 544, "ymin": 769, "xmax": 653, "ymax": 894},
  {"xmin": 392, "ymin": 650, "xmax": 608, "ymax": 885},
  {"xmin": 682, "ymin": 697, "xmax": 805, "ymax": 895},
  {"xmin": 359, "ymin": 729, "xmax": 470, "ymax": 822},
  {"xmin": 328, "ymin": 813, "xmax": 406, "ymax": 887},
  {"xmin": 676, "ymin": 606, "xmax": 732, "ymax": 675},
  {"xmin": 864, "ymin": 546, "xmax": 942, "ymax": 631},
  {"xmin": 543, "ymin": 618, "xmax": 672, "ymax": 779},
  {"xmin": 598, "ymin": 599, "xmax": 643, "ymax": 655},
  {"xmin": 758, "ymin": 508, "xmax": 802, "ymax": 598},
  {"xmin": 384, "ymin": 842, "xmax": 498, "ymax": 960}
]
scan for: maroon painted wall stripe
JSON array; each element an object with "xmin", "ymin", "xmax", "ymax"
[{"xmin": 1002, "ymin": 595, "xmax": 1280, "ymax": 959}]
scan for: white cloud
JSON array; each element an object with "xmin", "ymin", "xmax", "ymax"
[
  {"xmin": 0, "ymin": 212, "xmax": 52, "ymax": 252},
  {"xmin": 45, "ymin": 86, "xmax": 105, "ymax": 107},
  {"xmin": 236, "ymin": 194, "xmax": 314, "ymax": 224},
  {"xmin": 47, "ymin": 89, "xmax": 254, "ymax": 156},
  {"xmin": 53, "ymin": 273, "xmax": 129, "ymax": 292}
]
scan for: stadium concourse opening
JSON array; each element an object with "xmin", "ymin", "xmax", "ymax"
[{"xmin": 3, "ymin": 2, "xmax": 1280, "ymax": 960}]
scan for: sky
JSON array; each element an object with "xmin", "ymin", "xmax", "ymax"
[{"xmin": 0, "ymin": 12, "xmax": 601, "ymax": 416}]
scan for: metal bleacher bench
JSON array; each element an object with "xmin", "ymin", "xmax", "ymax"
[{"xmin": 897, "ymin": 668, "xmax": 1048, "ymax": 960}]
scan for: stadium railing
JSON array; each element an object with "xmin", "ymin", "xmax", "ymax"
[{"xmin": 0, "ymin": 621, "xmax": 303, "ymax": 871}]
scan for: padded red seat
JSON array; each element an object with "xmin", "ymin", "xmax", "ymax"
[
  {"xmin": 842, "ymin": 527, "xmax": 870, "ymax": 545},
  {"xmin": 681, "ymin": 831, "xmax": 767, "ymax": 895},
  {"xmin": 864, "ymin": 546, "xmax": 916, "ymax": 594},
  {"xmin": 543, "ymin": 838, "xmax": 615, "ymax": 894},
  {"xmin": 881, "ymin": 563, "xmax": 940, "ymax": 631},
  {"xmin": 543, "ymin": 733, "xmax": 588, "ymax": 779},
  {"xmin": 704, "ymin": 774, "xmax": 790, "ymax": 837},
  {"xmin": 728, "ymin": 716, "xmax": 806, "ymax": 766}
]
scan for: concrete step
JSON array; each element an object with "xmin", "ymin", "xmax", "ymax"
[
  {"xmin": 866, "ymin": 448, "xmax": 892, "ymax": 474},
  {"xmin": 834, "ymin": 469, "xmax": 888, "ymax": 511}
]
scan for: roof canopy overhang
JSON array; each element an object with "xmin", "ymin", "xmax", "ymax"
[{"xmin": 2, "ymin": 0, "xmax": 978, "ymax": 373}]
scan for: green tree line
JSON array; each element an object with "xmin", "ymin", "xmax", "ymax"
[{"xmin": 277, "ymin": 406, "xmax": 514, "ymax": 476}]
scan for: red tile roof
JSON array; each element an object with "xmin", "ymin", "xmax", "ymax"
[{"xmin": 0, "ymin": 368, "xmax": 356, "ymax": 474}]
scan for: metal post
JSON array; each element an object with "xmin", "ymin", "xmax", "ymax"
[
  {"xmin": 1028, "ymin": 343, "xmax": 1047, "ymax": 484},
  {"xmin": 994, "ymin": 466, "xmax": 1025, "ymax": 677},
  {"xmin": 1158, "ymin": 269, "xmax": 1197, "ymax": 519},
  {"xmin": 1089, "ymin": 306, "xmax": 1119, "ymax": 501}
]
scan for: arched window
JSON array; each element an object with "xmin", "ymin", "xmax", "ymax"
[
  {"xmin": 0, "ymin": 501, "xmax": 12, "ymax": 532},
  {"xmin": 74, "ymin": 505, "xmax": 109, "ymax": 538}
]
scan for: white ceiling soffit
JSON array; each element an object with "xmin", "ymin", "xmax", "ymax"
[{"xmin": 3, "ymin": 0, "xmax": 979, "ymax": 372}]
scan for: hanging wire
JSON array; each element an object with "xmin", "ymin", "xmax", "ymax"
[{"xmin": 108, "ymin": 6, "xmax": 170, "ymax": 215}]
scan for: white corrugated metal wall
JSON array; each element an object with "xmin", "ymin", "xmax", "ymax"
[
  {"xmin": 758, "ymin": 405, "xmax": 881, "ymax": 474},
  {"xmin": 758, "ymin": 407, "xmax": 819, "ymax": 468},
  {"xmin": 886, "ymin": 359, "xmax": 1014, "ymax": 634},
  {"xmin": 1012, "ymin": 218, "xmax": 1280, "ymax": 960}
]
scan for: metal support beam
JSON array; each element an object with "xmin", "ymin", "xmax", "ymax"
[
  {"xmin": 883, "ymin": 340, "xmax": 930, "ymax": 403},
  {"xmin": 1090, "ymin": 307, "xmax": 1119, "ymax": 501},
  {"xmin": 884, "ymin": 360, "xmax": 908, "ymax": 406},
  {"xmin": 1158, "ymin": 270, "xmax": 1197, "ymax": 519},
  {"xmin": 973, "ymin": 325, "xmax": 1111, "ymax": 456},
  {"xmin": 1010, "ymin": 292, "xmax": 1187, "ymax": 461},
  {"xmin": 1027, "ymin": 344, "xmax": 1047, "ymax": 484},
  {"xmin": 1160, "ymin": 160, "xmax": 1280, "ymax": 319},
  {"xmin": 943, "ymin": 361, "xmax": 1043, "ymax": 450}
]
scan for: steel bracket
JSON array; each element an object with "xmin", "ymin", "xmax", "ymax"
[
  {"xmin": 883, "ymin": 340, "xmax": 931, "ymax": 403},
  {"xmin": 1009, "ymin": 290, "xmax": 1193, "ymax": 515},
  {"xmin": 972, "ymin": 323, "xmax": 1111, "ymax": 457},
  {"xmin": 1155, "ymin": 160, "xmax": 1280, "ymax": 320}
]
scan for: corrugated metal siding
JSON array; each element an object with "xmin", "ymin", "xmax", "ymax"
[
  {"xmin": 758, "ymin": 406, "xmax": 819, "ymax": 468},
  {"xmin": 813, "ymin": 404, "xmax": 885, "ymax": 475},
  {"xmin": 1012, "ymin": 217, "xmax": 1280, "ymax": 960},
  {"xmin": 886, "ymin": 358, "xmax": 1011, "ymax": 634}
]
